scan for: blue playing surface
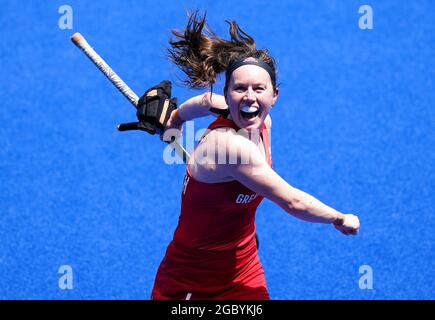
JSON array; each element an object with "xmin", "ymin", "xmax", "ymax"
[{"xmin": 0, "ymin": 0, "xmax": 434, "ymax": 299}]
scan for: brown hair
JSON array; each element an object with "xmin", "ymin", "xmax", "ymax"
[{"xmin": 168, "ymin": 11, "xmax": 277, "ymax": 91}]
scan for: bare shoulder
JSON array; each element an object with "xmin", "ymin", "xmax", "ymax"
[
  {"xmin": 214, "ymin": 128, "xmax": 266, "ymax": 168},
  {"xmin": 264, "ymin": 114, "xmax": 272, "ymax": 129},
  {"xmin": 203, "ymin": 92, "xmax": 228, "ymax": 110},
  {"xmin": 203, "ymin": 127, "xmax": 257, "ymax": 160},
  {"xmin": 189, "ymin": 127, "xmax": 264, "ymax": 182},
  {"xmin": 188, "ymin": 128, "xmax": 236, "ymax": 182}
]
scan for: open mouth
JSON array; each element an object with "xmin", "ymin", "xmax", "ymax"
[{"xmin": 240, "ymin": 105, "xmax": 260, "ymax": 119}]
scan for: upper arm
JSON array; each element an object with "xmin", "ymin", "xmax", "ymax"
[
  {"xmin": 178, "ymin": 93, "xmax": 226, "ymax": 121},
  {"xmin": 203, "ymin": 92, "xmax": 228, "ymax": 116},
  {"xmin": 225, "ymin": 135, "xmax": 292, "ymax": 211}
]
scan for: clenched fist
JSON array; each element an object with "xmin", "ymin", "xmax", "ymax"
[{"xmin": 333, "ymin": 213, "xmax": 360, "ymax": 236}]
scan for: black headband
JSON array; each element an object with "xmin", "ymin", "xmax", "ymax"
[{"xmin": 225, "ymin": 58, "xmax": 276, "ymax": 87}]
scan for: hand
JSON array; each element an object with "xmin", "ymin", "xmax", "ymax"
[
  {"xmin": 160, "ymin": 108, "xmax": 184, "ymax": 142},
  {"xmin": 117, "ymin": 80, "xmax": 177, "ymax": 136},
  {"xmin": 333, "ymin": 213, "xmax": 360, "ymax": 236}
]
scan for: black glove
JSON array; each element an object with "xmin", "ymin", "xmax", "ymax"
[{"xmin": 117, "ymin": 80, "xmax": 178, "ymax": 135}]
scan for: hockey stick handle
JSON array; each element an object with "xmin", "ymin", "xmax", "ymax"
[
  {"xmin": 71, "ymin": 32, "xmax": 139, "ymax": 106},
  {"xmin": 70, "ymin": 32, "xmax": 190, "ymax": 163}
]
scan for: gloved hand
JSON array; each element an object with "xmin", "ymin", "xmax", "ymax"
[{"xmin": 117, "ymin": 80, "xmax": 178, "ymax": 135}]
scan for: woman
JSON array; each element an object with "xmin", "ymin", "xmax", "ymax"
[{"xmin": 151, "ymin": 12, "xmax": 360, "ymax": 300}]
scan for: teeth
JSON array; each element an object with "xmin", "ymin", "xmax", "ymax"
[{"xmin": 241, "ymin": 105, "xmax": 259, "ymax": 113}]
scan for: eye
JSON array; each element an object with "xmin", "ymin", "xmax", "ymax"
[
  {"xmin": 255, "ymin": 87, "xmax": 265, "ymax": 93},
  {"xmin": 234, "ymin": 86, "xmax": 246, "ymax": 92}
]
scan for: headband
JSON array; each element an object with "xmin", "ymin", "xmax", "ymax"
[{"xmin": 225, "ymin": 58, "xmax": 276, "ymax": 86}]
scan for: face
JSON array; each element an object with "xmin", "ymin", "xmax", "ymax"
[{"xmin": 225, "ymin": 64, "xmax": 278, "ymax": 131}]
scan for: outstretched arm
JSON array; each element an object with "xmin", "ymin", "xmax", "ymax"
[{"xmin": 223, "ymin": 133, "xmax": 359, "ymax": 235}]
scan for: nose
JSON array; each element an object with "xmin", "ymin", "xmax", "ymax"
[{"xmin": 244, "ymin": 87, "xmax": 256, "ymax": 103}]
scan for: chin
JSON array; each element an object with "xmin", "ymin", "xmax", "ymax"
[{"xmin": 236, "ymin": 115, "xmax": 264, "ymax": 132}]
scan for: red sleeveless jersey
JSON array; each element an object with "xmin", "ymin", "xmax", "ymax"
[{"xmin": 151, "ymin": 117, "xmax": 272, "ymax": 300}]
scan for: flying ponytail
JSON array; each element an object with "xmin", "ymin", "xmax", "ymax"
[{"xmin": 168, "ymin": 11, "xmax": 277, "ymax": 90}]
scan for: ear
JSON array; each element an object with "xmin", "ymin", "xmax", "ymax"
[{"xmin": 272, "ymin": 87, "xmax": 279, "ymax": 105}]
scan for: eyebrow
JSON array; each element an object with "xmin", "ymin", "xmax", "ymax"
[{"xmin": 232, "ymin": 82, "xmax": 267, "ymax": 87}]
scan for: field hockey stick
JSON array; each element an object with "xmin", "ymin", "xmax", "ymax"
[{"xmin": 70, "ymin": 32, "xmax": 190, "ymax": 163}]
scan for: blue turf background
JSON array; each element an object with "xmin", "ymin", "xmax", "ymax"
[{"xmin": 0, "ymin": 0, "xmax": 434, "ymax": 299}]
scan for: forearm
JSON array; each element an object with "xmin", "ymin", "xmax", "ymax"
[
  {"xmin": 177, "ymin": 93, "xmax": 216, "ymax": 122},
  {"xmin": 284, "ymin": 187, "xmax": 345, "ymax": 225}
]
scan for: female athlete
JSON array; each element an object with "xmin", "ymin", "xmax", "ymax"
[{"xmin": 151, "ymin": 12, "xmax": 360, "ymax": 300}]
